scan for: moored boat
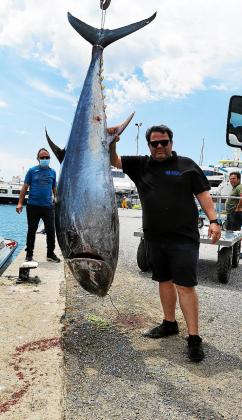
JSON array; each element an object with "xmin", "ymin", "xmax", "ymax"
[
  {"xmin": 0, "ymin": 177, "xmax": 28, "ymax": 204},
  {"xmin": 0, "ymin": 237, "xmax": 18, "ymax": 270}
]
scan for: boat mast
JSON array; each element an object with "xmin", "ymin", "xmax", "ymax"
[{"xmin": 198, "ymin": 138, "xmax": 205, "ymax": 166}]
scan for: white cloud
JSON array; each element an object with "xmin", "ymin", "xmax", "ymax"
[
  {"xmin": 0, "ymin": 100, "xmax": 8, "ymax": 108},
  {"xmin": 39, "ymin": 110, "xmax": 69, "ymax": 125},
  {"xmin": 28, "ymin": 79, "xmax": 76, "ymax": 104},
  {"xmin": 0, "ymin": 151, "xmax": 33, "ymax": 181},
  {"xmin": 16, "ymin": 129, "xmax": 31, "ymax": 135},
  {"xmin": 1, "ymin": 0, "xmax": 242, "ymax": 115},
  {"xmin": 106, "ymin": 75, "xmax": 157, "ymax": 118},
  {"xmin": 0, "ymin": 150, "xmax": 60, "ymax": 181}
]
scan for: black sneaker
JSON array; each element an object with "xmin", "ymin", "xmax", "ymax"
[
  {"xmin": 47, "ymin": 253, "xmax": 61, "ymax": 263},
  {"xmin": 187, "ymin": 335, "xmax": 205, "ymax": 362},
  {"xmin": 142, "ymin": 320, "xmax": 179, "ymax": 338},
  {"xmin": 25, "ymin": 255, "xmax": 33, "ymax": 262}
]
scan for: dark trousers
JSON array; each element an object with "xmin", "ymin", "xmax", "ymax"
[
  {"xmin": 226, "ymin": 211, "xmax": 242, "ymax": 231},
  {"xmin": 26, "ymin": 204, "xmax": 55, "ymax": 256}
]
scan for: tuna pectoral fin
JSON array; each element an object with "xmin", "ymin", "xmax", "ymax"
[
  {"xmin": 68, "ymin": 12, "xmax": 157, "ymax": 48},
  {"xmin": 45, "ymin": 129, "xmax": 65, "ymax": 163},
  {"xmin": 107, "ymin": 112, "xmax": 135, "ymax": 145}
]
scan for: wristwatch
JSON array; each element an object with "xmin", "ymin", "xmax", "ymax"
[{"xmin": 209, "ymin": 219, "xmax": 222, "ymax": 226}]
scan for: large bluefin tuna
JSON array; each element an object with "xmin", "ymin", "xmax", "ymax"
[{"xmin": 46, "ymin": 7, "xmax": 156, "ymax": 296}]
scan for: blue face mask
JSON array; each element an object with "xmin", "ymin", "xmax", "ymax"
[{"xmin": 39, "ymin": 159, "xmax": 50, "ymax": 167}]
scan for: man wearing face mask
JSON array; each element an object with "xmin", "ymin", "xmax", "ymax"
[{"xmin": 16, "ymin": 148, "xmax": 60, "ymax": 263}]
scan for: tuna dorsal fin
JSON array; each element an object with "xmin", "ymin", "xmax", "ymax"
[
  {"xmin": 45, "ymin": 129, "xmax": 65, "ymax": 163},
  {"xmin": 107, "ymin": 112, "xmax": 135, "ymax": 145},
  {"xmin": 67, "ymin": 12, "xmax": 157, "ymax": 49}
]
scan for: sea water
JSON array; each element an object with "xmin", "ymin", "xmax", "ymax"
[{"xmin": 0, "ymin": 204, "xmax": 27, "ymax": 258}]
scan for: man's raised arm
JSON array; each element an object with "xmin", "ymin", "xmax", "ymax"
[{"xmin": 109, "ymin": 141, "xmax": 122, "ymax": 169}]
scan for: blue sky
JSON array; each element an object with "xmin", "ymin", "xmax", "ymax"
[{"xmin": 1, "ymin": 0, "xmax": 242, "ymax": 180}]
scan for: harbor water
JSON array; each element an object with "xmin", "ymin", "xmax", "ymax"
[{"xmin": 0, "ymin": 204, "xmax": 27, "ymax": 258}]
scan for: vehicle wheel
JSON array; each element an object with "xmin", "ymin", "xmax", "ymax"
[
  {"xmin": 232, "ymin": 241, "xmax": 241, "ymax": 268},
  {"xmin": 217, "ymin": 247, "xmax": 232, "ymax": 284},
  {"xmin": 198, "ymin": 217, "xmax": 204, "ymax": 229},
  {"xmin": 137, "ymin": 239, "xmax": 150, "ymax": 272}
]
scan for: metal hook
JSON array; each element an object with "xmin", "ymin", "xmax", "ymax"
[{"xmin": 100, "ymin": 0, "xmax": 111, "ymax": 10}]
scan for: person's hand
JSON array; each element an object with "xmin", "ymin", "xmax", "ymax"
[
  {"xmin": 208, "ymin": 223, "xmax": 221, "ymax": 244},
  {"xmin": 107, "ymin": 126, "xmax": 120, "ymax": 142},
  {"xmin": 16, "ymin": 204, "xmax": 23, "ymax": 214}
]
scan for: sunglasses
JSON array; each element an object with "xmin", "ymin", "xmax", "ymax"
[
  {"xmin": 39, "ymin": 156, "xmax": 50, "ymax": 160},
  {"xmin": 149, "ymin": 139, "xmax": 170, "ymax": 148}
]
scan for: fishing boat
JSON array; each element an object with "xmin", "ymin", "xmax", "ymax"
[{"xmin": 0, "ymin": 237, "xmax": 18, "ymax": 270}]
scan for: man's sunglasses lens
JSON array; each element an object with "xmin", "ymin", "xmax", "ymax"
[
  {"xmin": 39, "ymin": 156, "xmax": 50, "ymax": 160},
  {"xmin": 149, "ymin": 140, "xmax": 170, "ymax": 148}
]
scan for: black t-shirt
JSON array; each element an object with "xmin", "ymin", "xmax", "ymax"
[{"xmin": 121, "ymin": 152, "xmax": 210, "ymax": 244}]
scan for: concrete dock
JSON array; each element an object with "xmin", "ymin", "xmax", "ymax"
[
  {"xmin": 0, "ymin": 209, "xmax": 242, "ymax": 419},
  {"xmin": 0, "ymin": 234, "xmax": 65, "ymax": 419}
]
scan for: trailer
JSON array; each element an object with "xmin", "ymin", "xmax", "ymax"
[
  {"xmin": 134, "ymin": 195, "xmax": 242, "ymax": 284},
  {"xmin": 134, "ymin": 228, "xmax": 241, "ymax": 284}
]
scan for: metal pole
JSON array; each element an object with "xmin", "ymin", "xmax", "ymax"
[{"xmin": 135, "ymin": 123, "xmax": 142, "ymax": 155}]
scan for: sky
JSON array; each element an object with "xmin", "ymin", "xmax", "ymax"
[{"xmin": 1, "ymin": 0, "xmax": 242, "ymax": 181}]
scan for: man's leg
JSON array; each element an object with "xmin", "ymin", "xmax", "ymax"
[
  {"xmin": 26, "ymin": 205, "xmax": 41, "ymax": 258},
  {"xmin": 176, "ymin": 285, "xmax": 198, "ymax": 335},
  {"xmin": 176, "ymin": 284, "xmax": 204, "ymax": 362},
  {"xmin": 41, "ymin": 207, "xmax": 55, "ymax": 255},
  {"xmin": 159, "ymin": 281, "xmax": 177, "ymax": 322},
  {"xmin": 143, "ymin": 281, "xmax": 179, "ymax": 338}
]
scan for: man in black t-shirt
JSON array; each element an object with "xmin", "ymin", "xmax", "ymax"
[{"xmin": 110, "ymin": 124, "xmax": 221, "ymax": 363}]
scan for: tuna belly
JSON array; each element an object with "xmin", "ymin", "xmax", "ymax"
[{"xmin": 67, "ymin": 254, "xmax": 114, "ymax": 297}]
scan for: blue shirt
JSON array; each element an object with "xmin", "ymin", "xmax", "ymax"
[{"xmin": 24, "ymin": 165, "xmax": 56, "ymax": 207}]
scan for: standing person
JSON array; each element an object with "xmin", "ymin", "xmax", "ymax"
[
  {"xmin": 16, "ymin": 148, "xmax": 61, "ymax": 263},
  {"xmin": 225, "ymin": 172, "xmax": 242, "ymax": 231},
  {"xmin": 109, "ymin": 124, "xmax": 221, "ymax": 362},
  {"xmin": 121, "ymin": 195, "xmax": 128, "ymax": 209}
]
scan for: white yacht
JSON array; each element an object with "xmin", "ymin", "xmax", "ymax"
[
  {"xmin": 200, "ymin": 165, "xmax": 226, "ymax": 194},
  {"xmin": 0, "ymin": 176, "xmax": 27, "ymax": 204},
  {"xmin": 111, "ymin": 167, "xmax": 136, "ymax": 194},
  {"xmin": 201, "ymin": 149, "xmax": 242, "ymax": 197},
  {"xmin": 209, "ymin": 159, "xmax": 242, "ymax": 197}
]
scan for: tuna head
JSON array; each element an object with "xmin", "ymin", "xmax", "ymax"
[{"xmin": 67, "ymin": 257, "xmax": 114, "ymax": 297}]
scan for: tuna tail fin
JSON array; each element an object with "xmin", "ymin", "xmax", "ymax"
[
  {"xmin": 107, "ymin": 112, "xmax": 135, "ymax": 145},
  {"xmin": 67, "ymin": 12, "xmax": 157, "ymax": 48},
  {"xmin": 45, "ymin": 129, "xmax": 65, "ymax": 164}
]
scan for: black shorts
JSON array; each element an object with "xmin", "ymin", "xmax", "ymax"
[{"xmin": 146, "ymin": 240, "xmax": 199, "ymax": 287}]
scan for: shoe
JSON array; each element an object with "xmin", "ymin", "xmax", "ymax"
[
  {"xmin": 187, "ymin": 335, "xmax": 205, "ymax": 362},
  {"xmin": 25, "ymin": 255, "xmax": 33, "ymax": 262},
  {"xmin": 142, "ymin": 320, "xmax": 179, "ymax": 338},
  {"xmin": 47, "ymin": 253, "xmax": 61, "ymax": 263}
]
